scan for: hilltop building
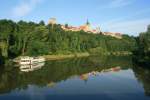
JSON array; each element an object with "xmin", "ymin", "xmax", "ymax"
[
  {"xmin": 48, "ymin": 18, "xmax": 57, "ymax": 25},
  {"xmin": 48, "ymin": 18, "xmax": 122, "ymax": 39},
  {"xmin": 61, "ymin": 20, "xmax": 101, "ymax": 34},
  {"xmin": 103, "ymin": 32, "xmax": 122, "ymax": 39}
]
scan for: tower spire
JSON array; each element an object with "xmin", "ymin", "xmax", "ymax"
[{"xmin": 86, "ymin": 19, "xmax": 90, "ymax": 25}]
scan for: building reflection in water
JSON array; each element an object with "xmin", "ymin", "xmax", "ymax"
[
  {"xmin": 80, "ymin": 66, "xmax": 121, "ymax": 81},
  {"xmin": 20, "ymin": 62, "xmax": 45, "ymax": 72}
]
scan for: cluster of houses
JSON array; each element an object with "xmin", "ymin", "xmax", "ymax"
[
  {"xmin": 61, "ymin": 20, "xmax": 101, "ymax": 34},
  {"xmin": 103, "ymin": 32, "xmax": 122, "ymax": 39},
  {"xmin": 48, "ymin": 18, "xmax": 122, "ymax": 39}
]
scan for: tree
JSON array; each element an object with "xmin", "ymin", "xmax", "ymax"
[
  {"xmin": 17, "ymin": 21, "xmax": 37, "ymax": 55},
  {"xmin": 0, "ymin": 19, "xmax": 16, "ymax": 57},
  {"xmin": 133, "ymin": 25, "xmax": 150, "ymax": 66},
  {"xmin": 0, "ymin": 19, "xmax": 137, "ymax": 61},
  {"xmin": 147, "ymin": 25, "xmax": 150, "ymax": 32},
  {"xmin": 39, "ymin": 20, "xmax": 45, "ymax": 26}
]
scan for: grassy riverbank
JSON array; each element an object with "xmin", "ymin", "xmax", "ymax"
[
  {"xmin": 43, "ymin": 52, "xmax": 90, "ymax": 60},
  {"xmin": 43, "ymin": 51, "xmax": 132, "ymax": 61},
  {"xmin": 106, "ymin": 51, "xmax": 132, "ymax": 56},
  {"xmin": 13, "ymin": 51, "xmax": 132, "ymax": 62}
]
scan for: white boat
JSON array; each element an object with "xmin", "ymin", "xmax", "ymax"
[{"xmin": 14, "ymin": 56, "xmax": 45, "ymax": 65}]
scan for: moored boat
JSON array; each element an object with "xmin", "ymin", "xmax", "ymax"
[{"xmin": 14, "ymin": 56, "xmax": 45, "ymax": 65}]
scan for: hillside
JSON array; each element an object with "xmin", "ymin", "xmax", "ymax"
[{"xmin": 0, "ymin": 19, "xmax": 137, "ymax": 59}]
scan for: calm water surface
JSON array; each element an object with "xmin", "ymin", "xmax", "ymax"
[{"xmin": 0, "ymin": 56, "xmax": 150, "ymax": 100}]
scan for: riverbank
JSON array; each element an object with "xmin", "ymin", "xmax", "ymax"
[
  {"xmin": 106, "ymin": 51, "xmax": 132, "ymax": 56},
  {"xmin": 12, "ymin": 51, "xmax": 132, "ymax": 62},
  {"xmin": 90, "ymin": 51, "xmax": 132, "ymax": 56},
  {"xmin": 43, "ymin": 51, "xmax": 132, "ymax": 61},
  {"xmin": 43, "ymin": 52, "xmax": 90, "ymax": 60}
]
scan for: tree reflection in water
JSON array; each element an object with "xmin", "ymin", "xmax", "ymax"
[
  {"xmin": 0, "ymin": 55, "xmax": 150, "ymax": 98},
  {"xmin": 132, "ymin": 66, "xmax": 150, "ymax": 96}
]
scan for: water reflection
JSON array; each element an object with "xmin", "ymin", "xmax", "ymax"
[
  {"xmin": 0, "ymin": 56, "xmax": 150, "ymax": 100},
  {"xmin": 80, "ymin": 67, "xmax": 121, "ymax": 81},
  {"xmin": 20, "ymin": 62, "xmax": 45, "ymax": 72},
  {"xmin": 132, "ymin": 66, "xmax": 150, "ymax": 96}
]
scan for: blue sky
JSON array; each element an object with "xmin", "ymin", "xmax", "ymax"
[{"xmin": 0, "ymin": 0, "xmax": 150, "ymax": 36}]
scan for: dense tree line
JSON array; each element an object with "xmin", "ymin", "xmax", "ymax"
[
  {"xmin": 133, "ymin": 25, "xmax": 150, "ymax": 66},
  {"xmin": 0, "ymin": 19, "xmax": 137, "ymax": 59}
]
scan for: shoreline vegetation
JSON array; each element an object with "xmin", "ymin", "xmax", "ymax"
[
  {"xmin": 0, "ymin": 19, "xmax": 149, "ymax": 68},
  {"xmin": 13, "ymin": 51, "xmax": 132, "ymax": 62},
  {"xmin": 132, "ymin": 25, "xmax": 150, "ymax": 67},
  {"xmin": 0, "ymin": 19, "xmax": 137, "ymax": 64},
  {"xmin": 44, "ymin": 51, "xmax": 132, "ymax": 60},
  {"xmin": 40, "ymin": 51, "xmax": 132, "ymax": 61},
  {"xmin": 43, "ymin": 52, "xmax": 90, "ymax": 60}
]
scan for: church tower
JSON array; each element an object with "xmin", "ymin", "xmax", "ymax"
[
  {"xmin": 48, "ymin": 18, "xmax": 57, "ymax": 25},
  {"xmin": 85, "ymin": 19, "xmax": 91, "ymax": 31},
  {"xmin": 86, "ymin": 19, "xmax": 90, "ymax": 26}
]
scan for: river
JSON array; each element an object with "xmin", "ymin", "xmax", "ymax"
[{"xmin": 0, "ymin": 56, "xmax": 150, "ymax": 100}]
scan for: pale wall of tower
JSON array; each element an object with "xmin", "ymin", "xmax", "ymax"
[{"xmin": 49, "ymin": 18, "xmax": 56, "ymax": 25}]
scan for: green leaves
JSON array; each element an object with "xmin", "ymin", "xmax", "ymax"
[
  {"xmin": 133, "ymin": 25, "xmax": 150, "ymax": 66},
  {"xmin": 26, "ymin": 40, "xmax": 50, "ymax": 56},
  {"xmin": 0, "ymin": 19, "xmax": 137, "ymax": 59}
]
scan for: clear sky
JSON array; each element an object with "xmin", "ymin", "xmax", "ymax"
[{"xmin": 0, "ymin": 0, "xmax": 150, "ymax": 36}]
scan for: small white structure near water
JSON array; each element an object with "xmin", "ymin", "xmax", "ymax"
[
  {"xmin": 14, "ymin": 56, "xmax": 45, "ymax": 65},
  {"xmin": 13, "ymin": 56, "xmax": 45, "ymax": 72}
]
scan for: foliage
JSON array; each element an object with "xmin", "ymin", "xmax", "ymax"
[
  {"xmin": 0, "ymin": 19, "xmax": 137, "ymax": 58},
  {"xmin": 133, "ymin": 25, "xmax": 150, "ymax": 66}
]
